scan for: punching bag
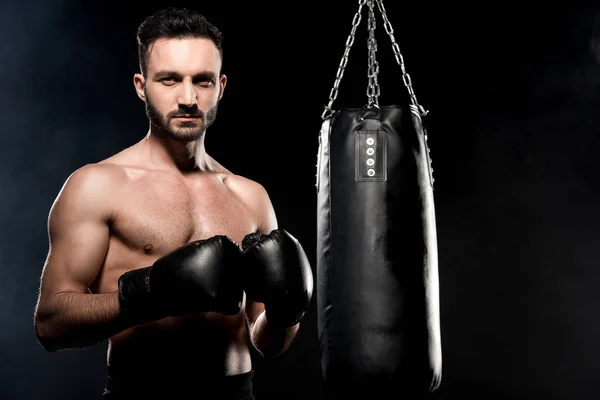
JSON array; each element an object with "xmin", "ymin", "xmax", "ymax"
[{"xmin": 316, "ymin": 1, "xmax": 442, "ymax": 398}]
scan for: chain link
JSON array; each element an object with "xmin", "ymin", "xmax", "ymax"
[
  {"xmin": 321, "ymin": 0, "xmax": 367, "ymax": 120},
  {"xmin": 375, "ymin": 0, "xmax": 427, "ymax": 116},
  {"xmin": 321, "ymin": 0, "xmax": 428, "ymax": 119},
  {"xmin": 375, "ymin": 0, "xmax": 433, "ymax": 186},
  {"xmin": 366, "ymin": 0, "xmax": 380, "ymax": 108}
]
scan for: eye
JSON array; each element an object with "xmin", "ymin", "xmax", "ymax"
[
  {"xmin": 160, "ymin": 78, "xmax": 177, "ymax": 85},
  {"xmin": 195, "ymin": 79, "xmax": 214, "ymax": 87}
]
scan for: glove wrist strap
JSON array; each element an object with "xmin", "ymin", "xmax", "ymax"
[{"xmin": 117, "ymin": 266, "xmax": 159, "ymax": 326}]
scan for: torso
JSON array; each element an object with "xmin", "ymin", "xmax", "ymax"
[{"xmin": 88, "ymin": 145, "xmax": 260, "ymax": 379}]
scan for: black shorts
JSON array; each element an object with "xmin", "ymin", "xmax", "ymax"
[{"xmin": 101, "ymin": 367, "xmax": 255, "ymax": 400}]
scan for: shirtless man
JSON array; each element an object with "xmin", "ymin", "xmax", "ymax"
[{"xmin": 33, "ymin": 7, "xmax": 313, "ymax": 400}]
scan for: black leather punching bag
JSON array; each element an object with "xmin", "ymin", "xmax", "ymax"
[
  {"xmin": 316, "ymin": 103, "xmax": 442, "ymax": 398},
  {"xmin": 315, "ymin": 2, "xmax": 442, "ymax": 395}
]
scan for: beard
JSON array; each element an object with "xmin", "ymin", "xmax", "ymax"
[{"xmin": 144, "ymin": 90, "xmax": 219, "ymax": 143}]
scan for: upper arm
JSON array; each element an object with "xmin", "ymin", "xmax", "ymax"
[
  {"xmin": 37, "ymin": 164, "xmax": 118, "ymax": 301},
  {"xmin": 254, "ymin": 183, "xmax": 278, "ymax": 235},
  {"xmin": 240, "ymin": 180, "xmax": 278, "ymax": 326}
]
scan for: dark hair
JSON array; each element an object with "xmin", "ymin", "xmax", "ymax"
[{"xmin": 136, "ymin": 7, "xmax": 224, "ymax": 76}]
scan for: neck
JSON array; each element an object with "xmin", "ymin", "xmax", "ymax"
[{"xmin": 143, "ymin": 126, "xmax": 214, "ymax": 172}]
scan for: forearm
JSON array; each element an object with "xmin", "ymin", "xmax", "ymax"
[
  {"xmin": 34, "ymin": 291, "xmax": 127, "ymax": 351},
  {"xmin": 249, "ymin": 310, "xmax": 299, "ymax": 358}
]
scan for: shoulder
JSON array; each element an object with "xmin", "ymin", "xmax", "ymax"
[
  {"xmin": 50, "ymin": 162, "xmax": 127, "ymax": 220},
  {"xmin": 206, "ymin": 155, "xmax": 273, "ymax": 211},
  {"xmin": 60, "ymin": 162, "xmax": 126, "ymax": 197},
  {"xmin": 223, "ymin": 173, "xmax": 270, "ymax": 203},
  {"xmin": 223, "ymin": 173, "xmax": 277, "ymax": 232}
]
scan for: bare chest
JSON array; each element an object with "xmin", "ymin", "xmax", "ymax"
[{"xmin": 111, "ymin": 174, "xmax": 256, "ymax": 255}]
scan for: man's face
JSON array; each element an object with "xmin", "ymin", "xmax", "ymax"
[{"xmin": 137, "ymin": 37, "xmax": 226, "ymax": 142}]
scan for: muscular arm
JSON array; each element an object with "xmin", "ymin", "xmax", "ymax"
[
  {"xmin": 244, "ymin": 184, "xmax": 300, "ymax": 359},
  {"xmin": 34, "ymin": 164, "xmax": 128, "ymax": 351}
]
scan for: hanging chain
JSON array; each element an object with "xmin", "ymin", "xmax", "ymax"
[
  {"xmin": 366, "ymin": 0, "xmax": 380, "ymax": 108},
  {"xmin": 321, "ymin": 0, "xmax": 367, "ymax": 120},
  {"xmin": 375, "ymin": 0, "xmax": 427, "ymax": 117},
  {"xmin": 375, "ymin": 0, "xmax": 433, "ymax": 186},
  {"xmin": 321, "ymin": 0, "xmax": 427, "ymax": 119}
]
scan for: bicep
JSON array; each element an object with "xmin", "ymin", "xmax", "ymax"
[{"xmin": 38, "ymin": 167, "xmax": 113, "ymax": 298}]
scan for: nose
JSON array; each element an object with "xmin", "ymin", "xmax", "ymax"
[{"xmin": 177, "ymin": 80, "xmax": 198, "ymax": 107}]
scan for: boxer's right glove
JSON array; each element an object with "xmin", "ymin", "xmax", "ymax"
[{"xmin": 117, "ymin": 235, "xmax": 244, "ymax": 326}]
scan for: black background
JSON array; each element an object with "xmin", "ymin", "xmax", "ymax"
[{"xmin": 2, "ymin": 1, "xmax": 600, "ymax": 399}]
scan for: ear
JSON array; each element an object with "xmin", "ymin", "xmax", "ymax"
[
  {"xmin": 218, "ymin": 74, "xmax": 227, "ymax": 101},
  {"xmin": 133, "ymin": 73, "xmax": 146, "ymax": 101}
]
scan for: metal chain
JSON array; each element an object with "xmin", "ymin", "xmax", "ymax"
[
  {"xmin": 321, "ymin": 0, "xmax": 367, "ymax": 120},
  {"xmin": 376, "ymin": 0, "xmax": 433, "ymax": 186},
  {"xmin": 375, "ymin": 0, "xmax": 427, "ymax": 117},
  {"xmin": 366, "ymin": 0, "xmax": 380, "ymax": 108},
  {"xmin": 321, "ymin": 0, "xmax": 428, "ymax": 119}
]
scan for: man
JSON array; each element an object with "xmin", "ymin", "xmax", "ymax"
[{"xmin": 33, "ymin": 7, "xmax": 313, "ymax": 400}]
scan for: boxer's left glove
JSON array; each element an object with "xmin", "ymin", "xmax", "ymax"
[{"xmin": 241, "ymin": 229, "xmax": 314, "ymax": 328}]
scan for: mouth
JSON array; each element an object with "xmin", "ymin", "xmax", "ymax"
[{"xmin": 173, "ymin": 116, "xmax": 200, "ymax": 122}]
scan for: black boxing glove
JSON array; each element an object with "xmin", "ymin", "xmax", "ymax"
[
  {"xmin": 117, "ymin": 235, "xmax": 244, "ymax": 327},
  {"xmin": 241, "ymin": 229, "xmax": 314, "ymax": 328}
]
